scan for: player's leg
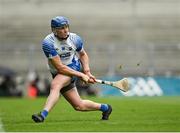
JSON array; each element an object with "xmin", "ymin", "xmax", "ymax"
[
  {"xmin": 63, "ymin": 87, "xmax": 100, "ymax": 111},
  {"xmin": 62, "ymin": 87, "xmax": 112, "ymax": 120},
  {"xmin": 43, "ymin": 74, "xmax": 71, "ymax": 112},
  {"xmin": 32, "ymin": 74, "xmax": 71, "ymax": 123}
]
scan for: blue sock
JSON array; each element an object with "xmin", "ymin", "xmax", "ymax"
[
  {"xmin": 100, "ymin": 104, "xmax": 109, "ymax": 112},
  {"xmin": 41, "ymin": 110, "xmax": 48, "ymax": 119}
]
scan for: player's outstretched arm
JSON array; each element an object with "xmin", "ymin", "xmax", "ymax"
[
  {"xmin": 50, "ymin": 55, "xmax": 89, "ymax": 82},
  {"xmin": 79, "ymin": 49, "xmax": 96, "ymax": 83}
]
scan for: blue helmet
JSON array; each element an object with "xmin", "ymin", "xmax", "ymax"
[{"xmin": 51, "ymin": 16, "xmax": 69, "ymax": 28}]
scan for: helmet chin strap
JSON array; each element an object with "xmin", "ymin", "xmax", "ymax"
[
  {"xmin": 54, "ymin": 32, "xmax": 69, "ymax": 40},
  {"xmin": 56, "ymin": 35, "xmax": 69, "ymax": 40}
]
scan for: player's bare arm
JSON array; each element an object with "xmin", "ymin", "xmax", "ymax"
[
  {"xmin": 49, "ymin": 55, "xmax": 89, "ymax": 82},
  {"xmin": 79, "ymin": 49, "xmax": 96, "ymax": 83}
]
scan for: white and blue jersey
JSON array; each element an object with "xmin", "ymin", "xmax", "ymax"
[{"xmin": 42, "ymin": 32, "xmax": 83, "ymax": 75}]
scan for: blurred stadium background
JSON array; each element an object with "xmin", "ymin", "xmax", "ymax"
[
  {"xmin": 1, "ymin": 0, "xmax": 180, "ymax": 132},
  {"xmin": 0, "ymin": 0, "xmax": 180, "ymax": 97}
]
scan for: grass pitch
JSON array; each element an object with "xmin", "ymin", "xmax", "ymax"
[{"xmin": 0, "ymin": 96, "xmax": 180, "ymax": 132}]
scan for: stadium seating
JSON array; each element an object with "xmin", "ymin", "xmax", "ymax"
[{"xmin": 0, "ymin": 0, "xmax": 180, "ymax": 76}]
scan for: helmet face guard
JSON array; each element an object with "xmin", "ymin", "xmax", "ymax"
[{"xmin": 51, "ymin": 16, "xmax": 69, "ymax": 29}]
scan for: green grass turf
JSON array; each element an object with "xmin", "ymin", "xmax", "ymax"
[{"xmin": 0, "ymin": 96, "xmax": 180, "ymax": 132}]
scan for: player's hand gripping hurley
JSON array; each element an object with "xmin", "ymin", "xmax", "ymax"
[{"xmin": 95, "ymin": 78, "xmax": 130, "ymax": 92}]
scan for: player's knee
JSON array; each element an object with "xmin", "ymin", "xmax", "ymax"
[{"xmin": 50, "ymin": 82, "xmax": 62, "ymax": 91}]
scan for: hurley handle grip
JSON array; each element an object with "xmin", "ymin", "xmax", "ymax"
[{"xmin": 95, "ymin": 79, "xmax": 113, "ymax": 86}]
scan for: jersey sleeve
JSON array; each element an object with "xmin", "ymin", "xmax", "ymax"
[
  {"xmin": 42, "ymin": 39, "xmax": 58, "ymax": 59},
  {"xmin": 74, "ymin": 35, "xmax": 84, "ymax": 52}
]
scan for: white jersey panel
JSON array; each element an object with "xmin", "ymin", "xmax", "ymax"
[{"xmin": 42, "ymin": 32, "xmax": 83, "ymax": 74}]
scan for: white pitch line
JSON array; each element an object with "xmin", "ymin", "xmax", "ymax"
[{"xmin": 0, "ymin": 117, "xmax": 5, "ymax": 132}]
